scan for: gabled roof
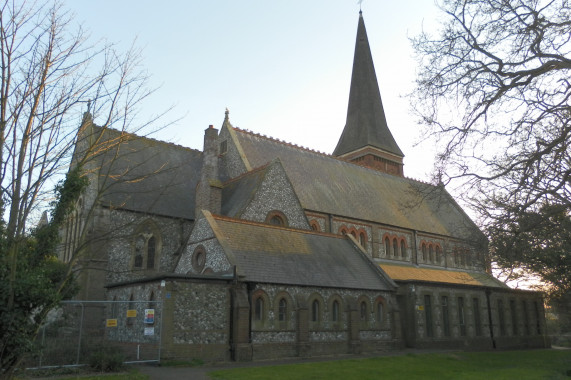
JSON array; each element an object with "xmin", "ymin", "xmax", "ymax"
[
  {"xmin": 79, "ymin": 125, "xmax": 202, "ymax": 219},
  {"xmin": 221, "ymin": 163, "xmax": 270, "ymax": 218},
  {"xmin": 380, "ymin": 262, "xmax": 507, "ymax": 289},
  {"xmin": 230, "ymin": 127, "xmax": 483, "ymax": 241},
  {"xmin": 210, "ymin": 214, "xmax": 394, "ymax": 291},
  {"xmin": 333, "ymin": 12, "xmax": 403, "ymax": 158}
]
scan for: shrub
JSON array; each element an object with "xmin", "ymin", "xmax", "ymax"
[{"xmin": 88, "ymin": 345, "xmax": 124, "ymax": 372}]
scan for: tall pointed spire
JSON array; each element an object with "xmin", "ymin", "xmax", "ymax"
[{"xmin": 333, "ymin": 12, "xmax": 404, "ymax": 176}]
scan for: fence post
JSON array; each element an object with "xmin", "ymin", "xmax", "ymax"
[
  {"xmin": 38, "ymin": 326, "xmax": 46, "ymax": 368},
  {"xmin": 158, "ymin": 300, "xmax": 164, "ymax": 364},
  {"xmin": 76, "ymin": 303, "xmax": 84, "ymax": 365}
]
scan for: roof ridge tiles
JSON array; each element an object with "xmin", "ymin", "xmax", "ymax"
[
  {"xmin": 223, "ymin": 162, "xmax": 271, "ymax": 185},
  {"xmin": 233, "ymin": 127, "xmax": 331, "ymax": 157},
  {"xmin": 232, "ymin": 126, "xmax": 436, "ymax": 186},
  {"xmin": 92, "ymin": 125, "xmax": 202, "ymax": 154},
  {"xmin": 211, "ymin": 213, "xmax": 344, "ymax": 239}
]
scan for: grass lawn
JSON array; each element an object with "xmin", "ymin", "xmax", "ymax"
[
  {"xmin": 17, "ymin": 368, "xmax": 148, "ymax": 380},
  {"xmin": 209, "ymin": 349, "xmax": 571, "ymax": 380}
]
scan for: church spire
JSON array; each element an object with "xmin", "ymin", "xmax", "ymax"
[{"xmin": 333, "ymin": 12, "xmax": 404, "ymax": 176}]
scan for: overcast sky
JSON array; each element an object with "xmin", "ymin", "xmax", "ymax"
[{"xmin": 64, "ymin": 1, "xmax": 442, "ymax": 181}]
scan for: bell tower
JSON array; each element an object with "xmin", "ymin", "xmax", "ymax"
[{"xmin": 333, "ymin": 11, "xmax": 404, "ymax": 177}]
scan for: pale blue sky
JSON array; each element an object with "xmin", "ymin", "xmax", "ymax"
[{"xmin": 64, "ymin": 1, "xmax": 441, "ymax": 180}]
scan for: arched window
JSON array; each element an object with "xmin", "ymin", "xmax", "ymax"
[
  {"xmin": 351, "ymin": 230, "xmax": 357, "ymax": 239},
  {"xmin": 385, "ymin": 237, "xmax": 390, "ymax": 256},
  {"xmin": 134, "ymin": 235, "xmax": 144, "ymax": 268},
  {"xmin": 266, "ymin": 211, "xmax": 288, "ymax": 227},
  {"xmin": 400, "ymin": 240, "xmax": 406, "ymax": 259},
  {"xmin": 311, "ymin": 300, "xmax": 320, "ymax": 322},
  {"xmin": 310, "ymin": 221, "xmax": 320, "ymax": 231},
  {"xmin": 254, "ymin": 297, "xmax": 264, "ymax": 321},
  {"xmin": 278, "ymin": 298, "xmax": 287, "ymax": 322},
  {"xmin": 377, "ymin": 302, "xmax": 384, "ymax": 324},
  {"xmin": 435, "ymin": 246, "xmax": 441, "ymax": 263},
  {"xmin": 359, "ymin": 232, "xmax": 367, "ymax": 249},
  {"xmin": 421, "ymin": 243, "xmax": 427, "ymax": 262},
  {"xmin": 147, "ymin": 236, "xmax": 156, "ymax": 269},
  {"xmin": 392, "ymin": 238, "xmax": 398, "ymax": 257},
  {"xmin": 132, "ymin": 220, "xmax": 161, "ymax": 271},
  {"xmin": 269, "ymin": 214, "xmax": 284, "ymax": 225},
  {"xmin": 429, "ymin": 245, "xmax": 434, "ymax": 263},
  {"xmin": 331, "ymin": 300, "xmax": 340, "ymax": 322},
  {"xmin": 360, "ymin": 301, "xmax": 368, "ymax": 321}
]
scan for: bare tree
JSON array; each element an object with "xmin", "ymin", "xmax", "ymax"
[
  {"xmin": 411, "ymin": 0, "xmax": 571, "ymax": 294},
  {"xmin": 0, "ymin": 1, "xmax": 166, "ymax": 376}
]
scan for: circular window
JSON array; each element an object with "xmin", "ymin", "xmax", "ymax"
[{"xmin": 192, "ymin": 245, "xmax": 206, "ymax": 272}]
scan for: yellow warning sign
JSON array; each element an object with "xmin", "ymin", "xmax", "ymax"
[
  {"xmin": 106, "ymin": 319, "xmax": 118, "ymax": 327},
  {"xmin": 126, "ymin": 309, "xmax": 137, "ymax": 318}
]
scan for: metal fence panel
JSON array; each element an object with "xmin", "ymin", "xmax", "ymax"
[{"xmin": 26, "ymin": 300, "xmax": 162, "ymax": 368}]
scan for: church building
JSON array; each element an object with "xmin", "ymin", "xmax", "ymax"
[{"xmin": 62, "ymin": 12, "xmax": 549, "ymax": 362}]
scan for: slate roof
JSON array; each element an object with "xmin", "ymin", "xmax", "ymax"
[
  {"xmin": 380, "ymin": 262, "xmax": 508, "ymax": 289},
  {"xmin": 333, "ymin": 12, "xmax": 403, "ymax": 158},
  {"xmin": 221, "ymin": 163, "xmax": 270, "ymax": 218},
  {"xmin": 231, "ymin": 127, "xmax": 483, "ymax": 241},
  {"xmin": 83, "ymin": 126, "xmax": 202, "ymax": 219},
  {"xmin": 210, "ymin": 215, "xmax": 393, "ymax": 291}
]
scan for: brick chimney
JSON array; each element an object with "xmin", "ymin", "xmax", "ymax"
[{"xmin": 195, "ymin": 125, "xmax": 222, "ymax": 216}]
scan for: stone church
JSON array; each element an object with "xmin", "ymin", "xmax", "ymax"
[{"xmin": 62, "ymin": 12, "xmax": 549, "ymax": 362}]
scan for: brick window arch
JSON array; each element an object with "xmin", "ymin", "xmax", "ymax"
[
  {"xmin": 338, "ymin": 226, "xmax": 348, "ymax": 235},
  {"xmin": 308, "ymin": 294, "xmax": 324, "ymax": 328},
  {"xmin": 252, "ymin": 290, "xmax": 270, "ymax": 326},
  {"xmin": 375, "ymin": 296, "xmax": 387, "ymax": 326},
  {"xmin": 274, "ymin": 291, "xmax": 293, "ymax": 328},
  {"xmin": 265, "ymin": 210, "xmax": 288, "ymax": 227},
  {"xmin": 310, "ymin": 220, "xmax": 320, "ymax": 231},
  {"xmin": 429, "ymin": 244, "xmax": 434, "ymax": 263},
  {"xmin": 392, "ymin": 237, "xmax": 398, "ymax": 257},
  {"xmin": 385, "ymin": 237, "xmax": 390, "ymax": 256},
  {"xmin": 360, "ymin": 301, "xmax": 368, "ymax": 321},
  {"xmin": 332, "ymin": 300, "xmax": 340, "ymax": 322},
  {"xmin": 311, "ymin": 299, "xmax": 320, "ymax": 322},
  {"xmin": 254, "ymin": 297, "xmax": 264, "ymax": 321},
  {"xmin": 359, "ymin": 231, "xmax": 367, "ymax": 249},
  {"xmin": 328, "ymin": 295, "xmax": 343, "ymax": 326},
  {"xmin": 278, "ymin": 298, "xmax": 288, "ymax": 322}
]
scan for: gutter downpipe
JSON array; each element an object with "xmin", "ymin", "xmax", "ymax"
[{"xmin": 485, "ymin": 289, "xmax": 496, "ymax": 349}]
